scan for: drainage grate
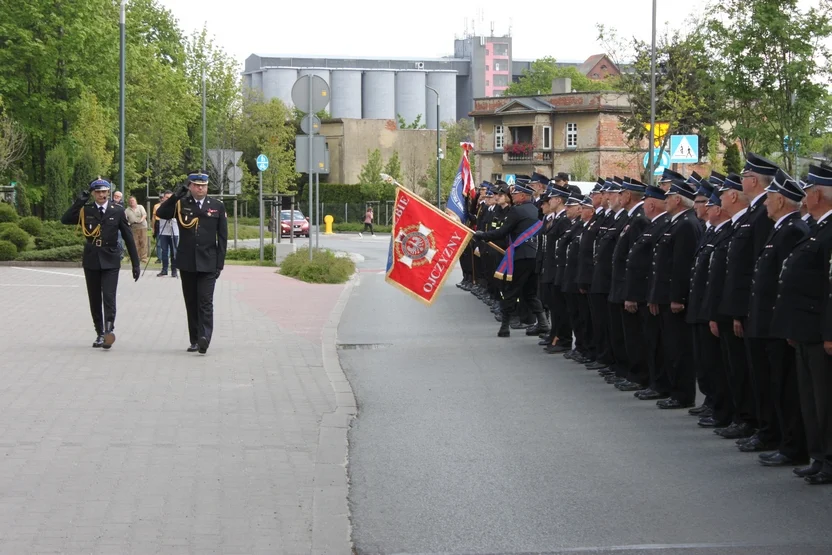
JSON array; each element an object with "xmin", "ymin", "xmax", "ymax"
[{"xmin": 336, "ymin": 343, "xmax": 391, "ymax": 350}]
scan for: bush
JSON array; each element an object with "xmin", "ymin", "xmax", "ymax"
[
  {"xmin": 35, "ymin": 223, "xmax": 84, "ymax": 250},
  {"xmin": 15, "ymin": 244, "xmax": 84, "ymax": 262},
  {"xmin": 224, "ymin": 244, "xmax": 275, "ymax": 261},
  {"xmin": 0, "ymin": 203, "xmax": 18, "ymax": 223},
  {"xmin": 0, "ymin": 224, "xmax": 31, "ymax": 252},
  {"xmin": 17, "ymin": 216, "xmax": 44, "ymax": 237},
  {"xmin": 0, "ymin": 239, "xmax": 17, "ymax": 261},
  {"xmin": 279, "ymin": 248, "xmax": 355, "ymax": 284},
  {"xmin": 0, "ymin": 222, "xmax": 17, "ymax": 235},
  {"xmin": 332, "ymin": 222, "xmax": 391, "ymax": 233}
]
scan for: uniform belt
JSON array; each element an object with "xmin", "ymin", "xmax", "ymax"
[{"xmin": 87, "ymin": 238, "xmax": 116, "ymax": 247}]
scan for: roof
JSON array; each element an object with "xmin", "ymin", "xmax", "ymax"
[
  {"xmin": 578, "ymin": 54, "xmax": 618, "ymax": 75},
  {"xmin": 495, "ymin": 97, "xmax": 555, "ymax": 113}
]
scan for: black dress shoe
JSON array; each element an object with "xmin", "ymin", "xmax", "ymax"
[
  {"xmin": 617, "ymin": 382, "xmax": 642, "ymax": 392},
  {"xmin": 688, "ymin": 405, "xmax": 709, "ymax": 416},
  {"xmin": 658, "ymin": 399, "xmax": 694, "ymax": 409},
  {"xmin": 639, "ymin": 390, "xmax": 670, "ymax": 401},
  {"xmin": 538, "ymin": 339, "xmax": 549, "ymax": 346},
  {"xmin": 187, "ymin": 343, "xmax": 199, "ymax": 352},
  {"xmin": 758, "ymin": 451, "xmax": 779, "ymax": 461},
  {"xmin": 738, "ymin": 437, "xmax": 778, "ymax": 452},
  {"xmin": 546, "ymin": 344, "xmax": 570, "ymax": 354},
  {"xmin": 793, "ymin": 461, "xmax": 823, "ymax": 478},
  {"xmin": 718, "ymin": 422, "xmax": 755, "ymax": 439},
  {"xmin": 759, "ymin": 452, "xmax": 805, "ymax": 467},
  {"xmin": 805, "ymin": 471, "xmax": 832, "ymax": 485},
  {"xmin": 102, "ymin": 321, "xmax": 115, "ymax": 350},
  {"xmin": 697, "ymin": 408, "xmax": 714, "ymax": 418},
  {"xmin": 634, "ymin": 388, "xmax": 652, "ymax": 398},
  {"xmin": 585, "ymin": 361, "xmax": 609, "ymax": 370},
  {"xmin": 197, "ymin": 336, "xmax": 209, "ymax": 354},
  {"xmin": 698, "ymin": 417, "xmax": 730, "ymax": 428},
  {"xmin": 92, "ymin": 334, "xmax": 105, "ymax": 348}
]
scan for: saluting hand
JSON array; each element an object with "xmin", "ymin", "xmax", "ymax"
[
  {"xmin": 77, "ymin": 189, "xmax": 91, "ymax": 203},
  {"xmin": 173, "ymin": 183, "xmax": 189, "ymax": 199},
  {"xmin": 132, "ymin": 266, "xmax": 141, "ymax": 282}
]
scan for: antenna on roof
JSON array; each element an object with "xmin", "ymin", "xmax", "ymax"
[
  {"xmin": 508, "ymin": 18, "xmax": 513, "ymax": 37},
  {"xmin": 490, "ymin": 21, "xmax": 494, "ymax": 37}
]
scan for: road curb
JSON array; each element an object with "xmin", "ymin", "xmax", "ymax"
[{"xmin": 311, "ymin": 272, "xmax": 358, "ymax": 555}]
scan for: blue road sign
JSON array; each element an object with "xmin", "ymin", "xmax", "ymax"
[
  {"xmin": 504, "ymin": 174, "xmax": 516, "ymax": 186},
  {"xmin": 643, "ymin": 149, "xmax": 670, "ymax": 176},
  {"xmin": 669, "ymin": 135, "xmax": 699, "ymax": 163},
  {"xmin": 256, "ymin": 154, "xmax": 269, "ymax": 172}
]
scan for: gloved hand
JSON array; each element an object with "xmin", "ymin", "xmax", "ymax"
[
  {"xmin": 473, "ymin": 231, "xmax": 486, "ymax": 239},
  {"xmin": 77, "ymin": 189, "xmax": 91, "ymax": 203},
  {"xmin": 132, "ymin": 266, "xmax": 141, "ymax": 282},
  {"xmin": 173, "ymin": 183, "xmax": 189, "ymax": 199},
  {"xmin": 214, "ymin": 268, "xmax": 222, "ymax": 280}
]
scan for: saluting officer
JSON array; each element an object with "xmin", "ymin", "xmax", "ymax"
[
  {"xmin": 156, "ymin": 172, "xmax": 228, "ymax": 354},
  {"xmin": 61, "ymin": 178, "xmax": 141, "ymax": 348}
]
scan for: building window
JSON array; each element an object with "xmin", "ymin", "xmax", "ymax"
[
  {"xmin": 491, "ymin": 173, "xmax": 502, "ymax": 183},
  {"xmin": 485, "ymin": 65, "xmax": 490, "ymax": 71},
  {"xmin": 511, "ymin": 126, "xmax": 533, "ymax": 144},
  {"xmin": 493, "ymin": 43, "xmax": 509, "ymax": 56},
  {"xmin": 493, "ymin": 74, "xmax": 509, "ymax": 87},
  {"xmin": 494, "ymin": 61, "xmax": 503, "ymax": 71},
  {"xmin": 486, "ymin": 79, "xmax": 490, "ymax": 86},
  {"xmin": 566, "ymin": 123, "xmax": 578, "ymax": 149},
  {"xmin": 542, "ymin": 126, "xmax": 552, "ymax": 150},
  {"xmin": 495, "ymin": 125, "xmax": 504, "ymax": 149}
]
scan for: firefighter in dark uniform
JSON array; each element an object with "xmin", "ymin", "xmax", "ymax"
[
  {"xmin": 647, "ymin": 180, "xmax": 702, "ymax": 407},
  {"xmin": 576, "ymin": 182, "xmax": 607, "ymax": 366},
  {"xmin": 156, "ymin": 172, "xmax": 228, "ymax": 354},
  {"xmin": 742, "ymin": 170, "xmax": 810, "ymax": 465},
  {"xmin": 623, "ymin": 185, "xmax": 671, "ymax": 399},
  {"xmin": 487, "ymin": 182, "xmax": 513, "ymax": 317},
  {"xmin": 609, "ymin": 178, "xmax": 650, "ymax": 392},
  {"xmin": 541, "ymin": 186, "xmax": 573, "ymax": 350},
  {"xmin": 474, "ymin": 181, "xmax": 545, "ymax": 337},
  {"xmin": 562, "ymin": 195, "xmax": 590, "ymax": 362},
  {"xmin": 61, "ymin": 178, "xmax": 141, "ymax": 349},
  {"xmin": 775, "ymin": 164, "xmax": 832, "ymax": 483}
]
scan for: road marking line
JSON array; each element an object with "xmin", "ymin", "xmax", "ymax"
[
  {"xmin": 0, "ymin": 284, "xmax": 80, "ymax": 288},
  {"xmin": 10, "ymin": 267, "xmax": 85, "ymax": 278},
  {"xmin": 392, "ymin": 541, "xmax": 832, "ymax": 554}
]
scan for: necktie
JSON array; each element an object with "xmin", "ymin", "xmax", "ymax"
[{"xmin": 99, "ymin": 206, "xmax": 105, "ymax": 217}]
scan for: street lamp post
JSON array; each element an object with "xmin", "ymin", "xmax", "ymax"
[
  {"xmin": 426, "ymin": 85, "xmax": 441, "ymax": 208},
  {"xmin": 119, "ymin": 0, "xmax": 126, "ymax": 195},
  {"xmin": 648, "ymin": 0, "xmax": 657, "ymax": 186}
]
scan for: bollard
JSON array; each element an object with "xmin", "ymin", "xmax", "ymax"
[{"xmin": 324, "ymin": 215, "xmax": 334, "ymax": 235}]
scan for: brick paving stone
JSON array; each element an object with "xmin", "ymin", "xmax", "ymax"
[{"xmin": 0, "ymin": 265, "xmax": 349, "ymax": 554}]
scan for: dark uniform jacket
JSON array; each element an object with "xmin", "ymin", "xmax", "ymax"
[
  {"xmin": 478, "ymin": 201, "xmax": 539, "ymax": 260},
  {"xmin": 802, "ymin": 214, "xmax": 818, "ymax": 234},
  {"xmin": 772, "ymin": 213, "xmax": 832, "ymax": 343},
  {"xmin": 576, "ymin": 209, "xmax": 605, "ymax": 288},
  {"xmin": 591, "ymin": 210, "xmax": 627, "ymax": 296},
  {"xmin": 552, "ymin": 212, "xmax": 575, "ymax": 286},
  {"xmin": 700, "ymin": 221, "xmax": 736, "ymax": 322},
  {"xmin": 687, "ymin": 222, "xmax": 727, "ymax": 325},
  {"xmin": 609, "ymin": 204, "xmax": 648, "ymax": 304},
  {"xmin": 540, "ymin": 213, "xmax": 567, "ymax": 284},
  {"xmin": 61, "ymin": 199, "xmax": 139, "ymax": 270},
  {"xmin": 156, "ymin": 195, "xmax": 228, "ymax": 273},
  {"xmin": 559, "ymin": 218, "xmax": 583, "ymax": 291},
  {"xmin": 648, "ymin": 209, "xmax": 702, "ymax": 306},
  {"xmin": 624, "ymin": 213, "xmax": 671, "ymax": 303},
  {"xmin": 720, "ymin": 196, "xmax": 773, "ymax": 319},
  {"xmin": 487, "ymin": 205, "xmax": 509, "ymax": 249},
  {"xmin": 746, "ymin": 212, "xmax": 809, "ymax": 338}
]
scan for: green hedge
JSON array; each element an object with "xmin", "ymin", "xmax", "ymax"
[
  {"xmin": 224, "ymin": 244, "xmax": 276, "ymax": 261},
  {"xmin": 35, "ymin": 222, "xmax": 84, "ymax": 250},
  {"xmin": 332, "ymin": 223, "xmax": 392, "ymax": 233},
  {"xmin": 15, "ymin": 244, "xmax": 84, "ymax": 262},
  {"xmin": 0, "ymin": 203, "xmax": 18, "ymax": 223},
  {"xmin": 0, "ymin": 240, "xmax": 17, "ymax": 261},
  {"xmin": 279, "ymin": 248, "xmax": 355, "ymax": 284},
  {"xmin": 17, "ymin": 216, "xmax": 44, "ymax": 237},
  {"xmin": 0, "ymin": 224, "xmax": 30, "ymax": 252}
]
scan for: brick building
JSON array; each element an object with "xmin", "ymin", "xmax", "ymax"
[{"xmin": 469, "ymin": 78, "xmax": 645, "ymax": 184}]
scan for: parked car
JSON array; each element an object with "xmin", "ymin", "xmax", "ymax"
[{"xmin": 279, "ymin": 210, "xmax": 309, "ymax": 237}]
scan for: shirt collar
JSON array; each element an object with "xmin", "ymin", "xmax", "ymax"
[
  {"xmin": 95, "ymin": 201, "xmax": 108, "ymax": 211},
  {"xmin": 801, "ymin": 213, "xmax": 811, "ymax": 221},
  {"xmin": 595, "ymin": 206, "xmax": 604, "ymax": 214},
  {"xmin": 818, "ymin": 209, "xmax": 832, "ymax": 224},
  {"xmin": 651, "ymin": 211, "xmax": 667, "ymax": 223},
  {"xmin": 714, "ymin": 219, "xmax": 731, "ymax": 232},
  {"xmin": 751, "ymin": 191, "xmax": 767, "ymax": 207},
  {"xmin": 615, "ymin": 208, "xmax": 627, "ymax": 218},
  {"xmin": 671, "ymin": 208, "xmax": 691, "ymax": 222},
  {"xmin": 627, "ymin": 201, "xmax": 644, "ymax": 217},
  {"xmin": 774, "ymin": 211, "xmax": 798, "ymax": 230},
  {"xmin": 731, "ymin": 207, "xmax": 748, "ymax": 224},
  {"xmin": 555, "ymin": 208, "xmax": 566, "ymax": 218}
]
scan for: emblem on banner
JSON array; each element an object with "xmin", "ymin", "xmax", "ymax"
[{"xmin": 394, "ymin": 223, "xmax": 437, "ymax": 268}]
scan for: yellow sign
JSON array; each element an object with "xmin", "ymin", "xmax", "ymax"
[{"xmin": 644, "ymin": 122, "xmax": 669, "ymax": 147}]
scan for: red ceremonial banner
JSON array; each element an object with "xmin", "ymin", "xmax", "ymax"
[{"xmin": 385, "ymin": 186, "xmax": 474, "ymax": 306}]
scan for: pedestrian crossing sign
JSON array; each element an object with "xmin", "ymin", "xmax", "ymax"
[
  {"xmin": 669, "ymin": 135, "xmax": 699, "ymax": 163},
  {"xmin": 504, "ymin": 174, "xmax": 516, "ymax": 186}
]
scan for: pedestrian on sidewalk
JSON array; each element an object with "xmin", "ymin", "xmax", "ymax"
[
  {"xmin": 61, "ymin": 178, "xmax": 140, "ymax": 349},
  {"xmin": 155, "ymin": 190, "xmax": 179, "ymax": 278},
  {"xmin": 156, "ymin": 172, "xmax": 228, "ymax": 354},
  {"xmin": 125, "ymin": 195, "xmax": 149, "ymax": 264},
  {"xmin": 359, "ymin": 206, "xmax": 374, "ymax": 237}
]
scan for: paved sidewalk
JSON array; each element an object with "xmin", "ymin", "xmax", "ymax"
[{"xmin": 0, "ymin": 265, "xmax": 355, "ymax": 555}]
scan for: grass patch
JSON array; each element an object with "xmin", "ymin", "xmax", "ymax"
[
  {"xmin": 279, "ymin": 248, "xmax": 355, "ymax": 284},
  {"xmin": 333, "ymin": 223, "xmax": 391, "ymax": 233}
]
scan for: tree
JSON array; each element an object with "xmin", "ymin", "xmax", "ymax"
[
  {"xmin": 705, "ymin": 0, "xmax": 832, "ymax": 173},
  {"xmin": 397, "ymin": 114, "xmax": 427, "ymax": 129},
  {"xmin": 357, "ymin": 149, "xmax": 384, "ymax": 200},
  {"xmin": 382, "ymin": 151, "xmax": 402, "ymax": 182},
  {"xmin": 724, "ymin": 143, "xmax": 743, "ymax": 174},
  {"xmin": 43, "ymin": 144, "xmax": 72, "ymax": 220},
  {"xmin": 0, "ymin": 113, "xmax": 27, "ymax": 175},
  {"xmin": 598, "ymin": 26, "xmax": 721, "ymax": 160},
  {"xmin": 504, "ymin": 56, "xmax": 619, "ymax": 96},
  {"xmin": 72, "ymin": 148, "xmax": 100, "ymax": 192},
  {"xmin": 238, "ymin": 97, "xmax": 297, "ymax": 197},
  {"xmin": 69, "ymin": 90, "xmax": 111, "ymax": 175},
  {"xmin": 569, "ymin": 153, "xmax": 592, "ymax": 181}
]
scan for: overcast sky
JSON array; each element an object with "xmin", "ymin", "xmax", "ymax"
[{"xmin": 157, "ymin": 0, "xmax": 719, "ymax": 67}]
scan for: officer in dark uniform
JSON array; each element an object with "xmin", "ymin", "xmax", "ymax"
[
  {"xmin": 743, "ymin": 170, "xmax": 809, "ymax": 465},
  {"xmin": 156, "ymin": 172, "xmax": 228, "ymax": 354},
  {"xmin": 576, "ymin": 183, "xmax": 606, "ymax": 365},
  {"xmin": 623, "ymin": 185, "xmax": 671, "ymax": 399},
  {"xmin": 560, "ymin": 194, "xmax": 587, "ymax": 360},
  {"xmin": 538, "ymin": 186, "xmax": 572, "ymax": 350},
  {"xmin": 487, "ymin": 182, "xmax": 512, "ymax": 317},
  {"xmin": 648, "ymin": 180, "xmax": 702, "ymax": 407},
  {"xmin": 61, "ymin": 178, "xmax": 141, "ymax": 348},
  {"xmin": 554, "ymin": 172, "xmax": 583, "ymax": 197},
  {"xmin": 776, "ymin": 164, "xmax": 832, "ymax": 483},
  {"xmin": 535, "ymin": 187, "xmax": 558, "ymax": 339},
  {"xmin": 474, "ymin": 181, "xmax": 545, "ymax": 337},
  {"xmin": 609, "ymin": 178, "xmax": 650, "ymax": 392}
]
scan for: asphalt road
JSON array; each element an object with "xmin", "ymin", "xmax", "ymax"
[{"xmin": 336, "ymin": 240, "xmax": 832, "ymax": 555}]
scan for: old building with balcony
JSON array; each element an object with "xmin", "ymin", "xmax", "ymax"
[{"xmin": 470, "ymin": 78, "xmax": 644, "ymax": 183}]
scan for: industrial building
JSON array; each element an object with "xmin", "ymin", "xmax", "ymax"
[{"xmin": 242, "ymin": 35, "xmax": 618, "ymax": 129}]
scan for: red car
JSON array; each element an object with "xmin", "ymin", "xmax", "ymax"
[{"xmin": 279, "ymin": 210, "xmax": 309, "ymax": 237}]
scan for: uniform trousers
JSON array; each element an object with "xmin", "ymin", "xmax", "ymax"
[
  {"xmin": 499, "ymin": 258, "xmax": 543, "ymax": 316},
  {"xmin": 84, "ymin": 268, "xmax": 120, "ymax": 334},
  {"xmin": 795, "ymin": 343, "xmax": 832, "ymax": 473},
  {"xmin": 179, "ymin": 270, "xmax": 217, "ymax": 345},
  {"xmin": 717, "ymin": 319, "xmax": 756, "ymax": 427},
  {"xmin": 540, "ymin": 281, "xmax": 556, "ymax": 341},
  {"xmin": 698, "ymin": 323, "xmax": 734, "ymax": 425},
  {"xmin": 590, "ymin": 293, "xmax": 614, "ymax": 365},
  {"xmin": 621, "ymin": 306, "xmax": 650, "ymax": 386},
  {"xmin": 661, "ymin": 307, "xmax": 696, "ymax": 404},
  {"xmin": 576, "ymin": 291, "xmax": 594, "ymax": 359},
  {"xmin": 641, "ymin": 306, "xmax": 667, "ymax": 394},
  {"xmin": 765, "ymin": 339, "xmax": 806, "ymax": 460},
  {"xmin": 550, "ymin": 287, "xmax": 572, "ymax": 345},
  {"xmin": 691, "ymin": 321, "xmax": 715, "ymax": 407},
  {"xmin": 460, "ymin": 245, "xmax": 473, "ymax": 281},
  {"xmin": 608, "ymin": 302, "xmax": 630, "ymax": 378},
  {"xmin": 564, "ymin": 292, "xmax": 583, "ymax": 353},
  {"xmin": 745, "ymin": 337, "xmax": 781, "ymax": 444}
]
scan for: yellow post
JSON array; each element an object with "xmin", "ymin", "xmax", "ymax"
[{"xmin": 324, "ymin": 214, "xmax": 334, "ymax": 235}]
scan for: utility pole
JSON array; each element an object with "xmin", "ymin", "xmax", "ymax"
[
  {"xmin": 426, "ymin": 85, "xmax": 441, "ymax": 208},
  {"xmin": 202, "ymin": 66, "xmax": 207, "ymax": 172},
  {"xmin": 119, "ymin": 0, "xmax": 126, "ymax": 195},
  {"xmin": 648, "ymin": 0, "xmax": 657, "ymax": 186}
]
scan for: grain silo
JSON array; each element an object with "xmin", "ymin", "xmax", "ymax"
[
  {"xmin": 362, "ymin": 70, "xmax": 396, "ymax": 120},
  {"xmin": 251, "ymin": 71, "xmax": 263, "ymax": 92},
  {"xmin": 426, "ymin": 71, "xmax": 458, "ymax": 129},
  {"xmin": 395, "ymin": 71, "xmax": 427, "ymax": 127},
  {"xmin": 262, "ymin": 68, "xmax": 298, "ymax": 107},
  {"xmin": 330, "ymin": 69, "xmax": 363, "ymax": 119}
]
